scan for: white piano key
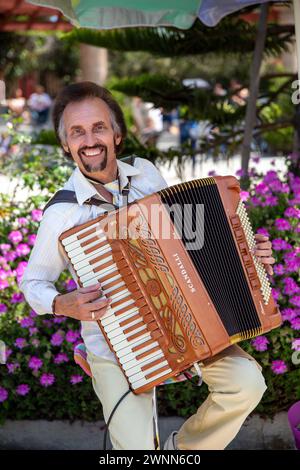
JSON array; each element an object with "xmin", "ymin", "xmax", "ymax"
[
  {"xmin": 124, "ymin": 351, "xmax": 164, "ymax": 374},
  {"xmin": 101, "ymin": 274, "xmax": 121, "ymax": 288},
  {"xmin": 131, "ymin": 368, "xmax": 172, "ymax": 390},
  {"xmin": 105, "ymin": 317, "xmax": 142, "ymax": 338},
  {"xmin": 77, "ymin": 255, "xmax": 113, "ymax": 277},
  {"xmin": 81, "ymin": 266, "xmax": 118, "ymax": 287},
  {"xmin": 114, "ymin": 332, "xmax": 152, "ymax": 353},
  {"xmin": 80, "ymin": 261, "xmax": 117, "ymax": 283},
  {"xmin": 118, "ymin": 340, "xmax": 159, "ymax": 364},
  {"xmin": 110, "ymin": 324, "xmax": 147, "ymax": 347},
  {"xmin": 103, "ymin": 281, "xmax": 125, "ymax": 295},
  {"xmin": 67, "ymin": 238, "xmax": 106, "ymax": 258},
  {"xmin": 109, "ymin": 289, "xmax": 130, "ymax": 302},
  {"xmin": 73, "ymin": 245, "xmax": 111, "ymax": 270},
  {"xmin": 64, "ymin": 229, "xmax": 105, "ymax": 252},
  {"xmin": 113, "ymin": 298, "xmax": 135, "ymax": 313},
  {"xmin": 101, "ymin": 307, "xmax": 139, "ymax": 326},
  {"xmin": 128, "ymin": 360, "xmax": 168, "ymax": 384},
  {"xmin": 61, "ymin": 222, "xmax": 102, "ymax": 245}
]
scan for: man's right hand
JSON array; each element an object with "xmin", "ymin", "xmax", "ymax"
[{"xmin": 53, "ymin": 283, "xmax": 112, "ymax": 321}]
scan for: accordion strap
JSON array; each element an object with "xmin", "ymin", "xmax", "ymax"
[{"xmin": 43, "ymin": 156, "xmax": 136, "ymax": 214}]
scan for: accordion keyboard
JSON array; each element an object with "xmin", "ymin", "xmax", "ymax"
[{"xmin": 61, "ymin": 221, "xmax": 172, "ymax": 391}]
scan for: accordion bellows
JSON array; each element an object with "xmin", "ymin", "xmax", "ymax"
[{"xmin": 59, "ymin": 175, "xmax": 282, "ymax": 394}]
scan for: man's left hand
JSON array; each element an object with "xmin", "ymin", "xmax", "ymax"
[{"xmin": 252, "ymin": 233, "xmax": 275, "ymax": 276}]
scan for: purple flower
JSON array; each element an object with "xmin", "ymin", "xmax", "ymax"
[
  {"xmin": 271, "ymin": 288, "xmax": 280, "ymax": 301},
  {"xmin": 70, "ymin": 374, "xmax": 83, "ymax": 385},
  {"xmin": 4, "ymin": 251, "xmax": 17, "ymax": 262},
  {"xmin": 28, "ymin": 356, "xmax": 43, "ymax": 371},
  {"xmin": 262, "ymin": 195, "xmax": 278, "ymax": 207},
  {"xmin": 251, "ymin": 336, "xmax": 269, "ymax": 351},
  {"xmin": 292, "ymin": 339, "xmax": 300, "ymax": 351},
  {"xmin": 27, "ymin": 234, "xmax": 37, "ymax": 246},
  {"xmin": 65, "ymin": 279, "xmax": 77, "ymax": 291},
  {"xmin": 281, "ymin": 308, "xmax": 298, "ymax": 321},
  {"xmin": 40, "ymin": 373, "xmax": 55, "ymax": 387},
  {"xmin": 0, "ymin": 386, "xmax": 8, "ymax": 402},
  {"xmin": 0, "ymin": 244, "xmax": 11, "ymax": 254},
  {"xmin": 16, "ymin": 261, "xmax": 28, "ymax": 277},
  {"xmin": 20, "ymin": 317, "xmax": 35, "ymax": 328},
  {"xmin": 290, "ymin": 295, "xmax": 300, "ymax": 307},
  {"xmin": 16, "ymin": 384, "xmax": 30, "ymax": 396},
  {"xmin": 272, "ymin": 239, "xmax": 292, "ymax": 251},
  {"xmin": 11, "ymin": 292, "xmax": 25, "ymax": 304},
  {"xmin": 15, "ymin": 338, "xmax": 27, "ymax": 349},
  {"xmin": 31, "ymin": 209, "xmax": 43, "ymax": 222},
  {"xmin": 274, "ymin": 219, "xmax": 291, "ymax": 231},
  {"xmin": 290, "ymin": 317, "xmax": 300, "ymax": 330},
  {"xmin": 283, "ymin": 277, "xmax": 300, "ymax": 296},
  {"xmin": 236, "ymin": 169, "xmax": 246, "ymax": 177},
  {"xmin": 284, "ymin": 207, "xmax": 300, "ymax": 219},
  {"xmin": 50, "ymin": 332, "xmax": 64, "ymax": 347},
  {"xmin": 17, "ymin": 217, "xmax": 28, "ymax": 226},
  {"xmin": 208, "ymin": 170, "xmax": 216, "ymax": 176},
  {"xmin": 8, "ymin": 230, "xmax": 23, "ymax": 244},
  {"xmin": 15, "ymin": 243, "xmax": 31, "ymax": 257},
  {"xmin": 0, "ymin": 303, "xmax": 7, "ymax": 314},
  {"xmin": 7, "ymin": 363, "xmax": 20, "ymax": 374},
  {"xmin": 250, "ymin": 196, "xmax": 262, "ymax": 207},
  {"xmin": 0, "ymin": 279, "xmax": 9, "ymax": 290},
  {"xmin": 273, "ymin": 264, "xmax": 285, "ymax": 276},
  {"xmin": 263, "ymin": 170, "xmax": 278, "ymax": 184},
  {"xmin": 256, "ymin": 227, "xmax": 270, "ymax": 238},
  {"xmin": 54, "ymin": 353, "xmax": 69, "ymax": 364},
  {"xmin": 65, "ymin": 330, "xmax": 80, "ymax": 343},
  {"xmin": 255, "ymin": 182, "xmax": 269, "ymax": 195},
  {"xmin": 240, "ymin": 191, "xmax": 249, "ymax": 202},
  {"xmin": 271, "ymin": 360, "xmax": 287, "ymax": 374},
  {"xmin": 30, "ymin": 338, "xmax": 40, "ymax": 347},
  {"xmin": 252, "ymin": 156, "xmax": 260, "ymax": 164},
  {"xmin": 30, "ymin": 309, "xmax": 37, "ymax": 318}
]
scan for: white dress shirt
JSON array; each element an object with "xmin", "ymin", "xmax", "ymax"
[{"xmin": 20, "ymin": 157, "xmax": 168, "ymax": 362}]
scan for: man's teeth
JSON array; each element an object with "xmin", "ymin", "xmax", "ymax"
[{"xmin": 83, "ymin": 149, "xmax": 103, "ymax": 156}]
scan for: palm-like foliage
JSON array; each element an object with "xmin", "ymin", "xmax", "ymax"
[{"xmin": 64, "ymin": 18, "xmax": 294, "ymax": 57}]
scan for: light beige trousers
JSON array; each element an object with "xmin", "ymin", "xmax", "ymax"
[{"xmin": 86, "ymin": 345, "xmax": 267, "ymax": 450}]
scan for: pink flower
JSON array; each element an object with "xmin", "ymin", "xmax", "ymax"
[
  {"xmin": 274, "ymin": 219, "xmax": 291, "ymax": 231},
  {"xmin": 8, "ymin": 230, "xmax": 23, "ymax": 244},
  {"xmin": 28, "ymin": 356, "xmax": 43, "ymax": 371},
  {"xmin": 27, "ymin": 234, "xmax": 37, "ymax": 246},
  {"xmin": 4, "ymin": 251, "xmax": 17, "ymax": 262},
  {"xmin": 70, "ymin": 374, "xmax": 83, "ymax": 385},
  {"xmin": 31, "ymin": 209, "xmax": 43, "ymax": 222},
  {"xmin": 272, "ymin": 239, "xmax": 292, "ymax": 251},
  {"xmin": 292, "ymin": 339, "xmax": 300, "ymax": 351},
  {"xmin": 271, "ymin": 360, "xmax": 287, "ymax": 374},
  {"xmin": 0, "ymin": 244, "xmax": 11, "ymax": 254},
  {"xmin": 16, "ymin": 384, "xmax": 30, "ymax": 396},
  {"xmin": 15, "ymin": 243, "xmax": 30, "ymax": 257},
  {"xmin": 16, "ymin": 261, "xmax": 28, "ymax": 277},
  {"xmin": 273, "ymin": 264, "xmax": 285, "ymax": 276},
  {"xmin": 40, "ymin": 373, "xmax": 55, "ymax": 387},
  {"xmin": 240, "ymin": 191, "xmax": 249, "ymax": 202},
  {"xmin": 0, "ymin": 279, "xmax": 9, "ymax": 290},
  {"xmin": 17, "ymin": 217, "xmax": 28, "ymax": 226},
  {"xmin": 251, "ymin": 336, "xmax": 269, "ymax": 351}
]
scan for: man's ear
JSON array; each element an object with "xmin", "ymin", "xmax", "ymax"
[{"xmin": 115, "ymin": 134, "xmax": 122, "ymax": 146}]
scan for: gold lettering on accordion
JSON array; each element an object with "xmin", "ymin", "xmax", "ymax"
[{"xmin": 122, "ymin": 210, "xmax": 205, "ymax": 353}]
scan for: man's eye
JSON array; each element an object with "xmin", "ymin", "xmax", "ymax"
[{"xmin": 95, "ymin": 125, "xmax": 104, "ymax": 131}]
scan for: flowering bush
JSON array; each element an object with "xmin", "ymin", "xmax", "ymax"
[{"xmin": 0, "ymin": 143, "xmax": 299, "ymax": 421}]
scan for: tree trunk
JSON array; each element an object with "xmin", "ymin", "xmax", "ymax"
[{"xmin": 240, "ymin": 3, "xmax": 269, "ymax": 189}]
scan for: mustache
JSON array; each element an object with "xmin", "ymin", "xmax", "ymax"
[{"xmin": 79, "ymin": 144, "xmax": 107, "ymax": 156}]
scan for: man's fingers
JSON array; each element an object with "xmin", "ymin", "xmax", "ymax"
[
  {"xmin": 78, "ymin": 283, "xmax": 101, "ymax": 293},
  {"xmin": 83, "ymin": 299, "xmax": 112, "ymax": 321},
  {"xmin": 254, "ymin": 234, "xmax": 269, "ymax": 241},
  {"xmin": 265, "ymin": 265, "xmax": 274, "ymax": 276},
  {"xmin": 85, "ymin": 297, "xmax": 112, "ymax": 312},
  {"xmin": 79, "ymin": 289, "xmax": 103, "ymax": 304},
  {"xmin": 254, "ymin": 241, "xmax": 272, "ymax": 250},
  {"xmin": 256, "ymin": 256, "xmax": 276, "ymax": 265}
]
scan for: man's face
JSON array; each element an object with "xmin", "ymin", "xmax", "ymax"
[{"xmin": 62, "ymin": 97, "xmax": 121, "ymax": 179}]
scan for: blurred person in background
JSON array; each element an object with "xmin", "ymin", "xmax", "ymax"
[{"xmin": 28, "ymin": 84, "xmax": 52, "ymax": 126}]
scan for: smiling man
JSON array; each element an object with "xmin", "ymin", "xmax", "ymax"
[{"xmin": 21, "ymin": 81, "xmax": 275, "ymax": 451}]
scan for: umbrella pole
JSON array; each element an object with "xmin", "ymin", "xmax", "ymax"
[{"xmin": 293, "ymin": 0, "xmax": 300, "ymax": 82}]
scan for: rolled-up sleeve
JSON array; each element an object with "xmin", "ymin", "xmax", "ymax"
[{"xmin": 20, "ymin": 208, "xmax": 70, "ymax": 315}]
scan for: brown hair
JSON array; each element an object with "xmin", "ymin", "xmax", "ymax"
[{"xmin": 52, "ymin": 81, "xmax": 127, "ymax": 159}]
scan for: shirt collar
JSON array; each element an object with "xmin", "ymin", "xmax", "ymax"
[{"xmin": 72, "ymin": 158, "xmax": 141, "ymax": 206}]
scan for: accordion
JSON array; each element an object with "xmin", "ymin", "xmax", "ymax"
[{"xmin": 59, "ymin": 176, "xmax": 282, "ymax": 394}]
